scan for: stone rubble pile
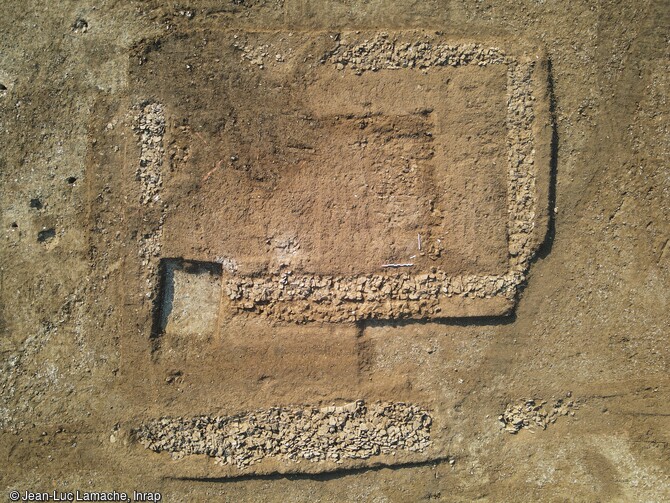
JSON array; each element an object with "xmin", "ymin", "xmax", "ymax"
[
  {"xmin": 330, "ymin": 32, "xmax": 507, "ymax": 73},
  {"xmin": 134, "ymin": 102, "xmax": 165, "ymax": 206},
  {"xmin": 136, "ymin": 400, "xmax": 432, "ymax": 469},
  {"xmin": 499, "ymin": 398, "xmax": 577, "ymax": 434},
  {"xmin": 506, "ymin": 62, "xmax": 538, "ymax": 270},
  {"xmin": 232, "ymin": 34, "xmax": 290, "ymax": 69},
  {"xmin": 134, "ymin": 103, "xmax": 166, "ymax": 294},
  {"xmin": 226, "ymin": 271, "xmax": 523, "ymax": 322},
  {"xmin": 235, "ymin": 40, "xmax": 271, "ymax": 68}
]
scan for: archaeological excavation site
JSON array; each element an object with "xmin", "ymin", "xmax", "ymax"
[{"xmin": 1, "ymin": 1, "xmax": 668, "ymax": 502}]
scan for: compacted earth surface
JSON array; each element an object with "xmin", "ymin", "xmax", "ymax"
[{"xmin": 1, "ymin": 1, "xmax": 669, "ymax": 502}]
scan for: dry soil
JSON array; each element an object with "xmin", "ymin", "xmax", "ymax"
[{"xmin": 1, "ymin": 1, "xmax": 669, "ymax": 502}]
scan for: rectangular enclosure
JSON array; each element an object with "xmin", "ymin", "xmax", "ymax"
[{"xmin": 129, "ymin": 30, "xmax": 551, "ymax": 325}]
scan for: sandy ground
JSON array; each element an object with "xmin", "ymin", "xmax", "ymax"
[{"xmin": 1, "ymin": 1, "xmax": 669, "ymax": 501}]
